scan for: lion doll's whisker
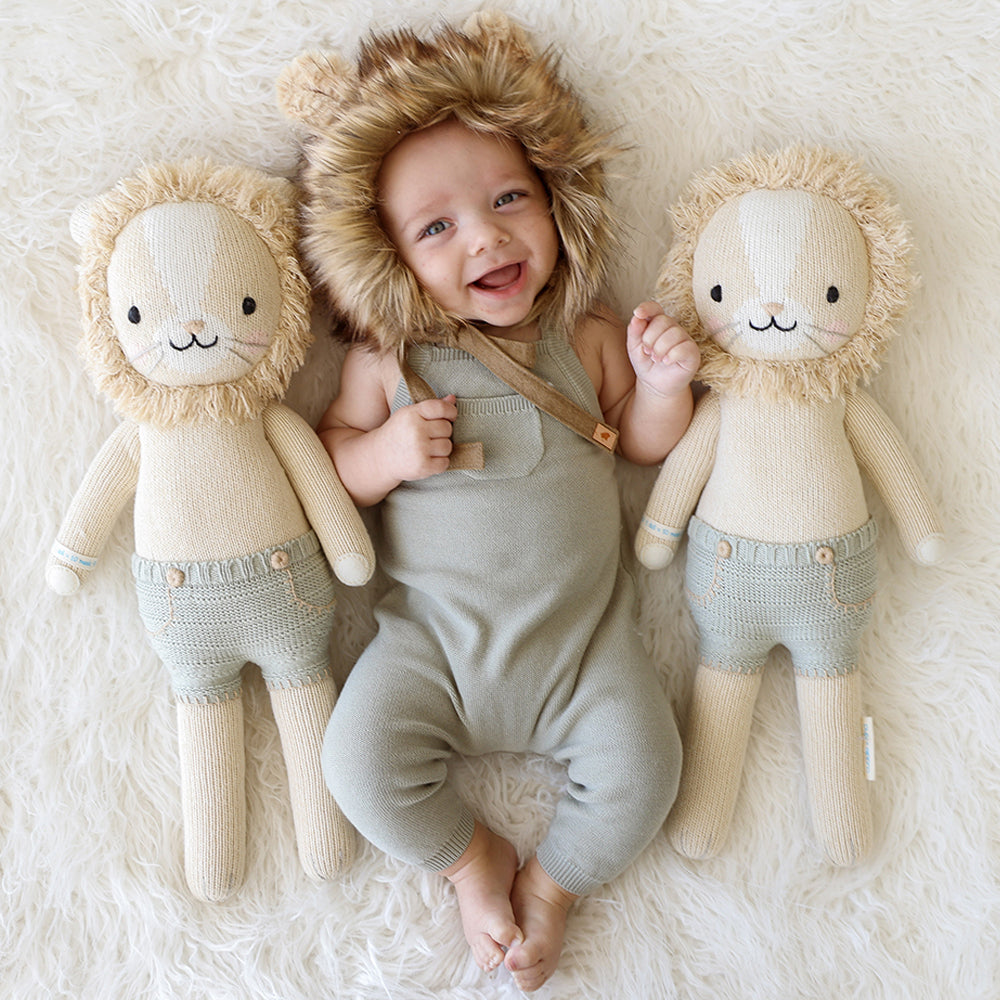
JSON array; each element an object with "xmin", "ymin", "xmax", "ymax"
[
  {"xmin": 226, "ymin": 345, "xmax": 260, "ymax": 364},
  {"xmin": 126, "ymin": 342, "xmax": 162, "ymax": 364},
  {"xmin": 801, "ymin": 323, "xmax": 851, "ymax": 354}
]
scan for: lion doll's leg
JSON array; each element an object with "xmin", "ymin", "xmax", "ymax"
[
  {"xmin": 667, "ymin": 662, "xmax": 763, "ymax": 859},
  {"xmin": 269, "ymin": 673, "xmax": 355, "ymax": 879},
  {"xmin": 795, "ymin": 670, "xmax": 873, "ymax": 866},
  {"xmin": 176, "ymin": 696, "xmax": 247, "ymax": 901}
]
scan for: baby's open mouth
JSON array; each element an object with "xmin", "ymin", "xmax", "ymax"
[{"xmin": 472, "ymin": 262, "xmax": 522, "ymax": 290}]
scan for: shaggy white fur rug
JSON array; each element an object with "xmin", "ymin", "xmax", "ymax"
[{"xmin": 3, "ymin": 1, "xmax": 998, "ymax": 998}]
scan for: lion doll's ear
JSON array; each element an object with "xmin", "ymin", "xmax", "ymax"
[
  {"xmin": 276, "ymin": 51, "xmax": 357, "ymax": 131},
  {"xmin": 69, "ymin": 199, "xmax": 97, "ymax": 247}
]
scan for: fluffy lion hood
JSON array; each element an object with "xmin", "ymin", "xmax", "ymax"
[
  {"xmin": 277, "ymin": 11, "xmax": 618, "ymax": 355},
  {"xmin": 659, "ymin": 145, "xmax": 916, "ymax": 401}
]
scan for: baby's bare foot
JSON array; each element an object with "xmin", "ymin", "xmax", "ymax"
[
  {"xmin": 504, "ymin": 856, "xmax": 578, "ymax": 992},
  {"xmin": 442, "ymin": 822, "xmax": 522, "ymax": 973}
]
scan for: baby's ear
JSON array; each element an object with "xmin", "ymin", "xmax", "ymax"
[
  {"xmin": 69, "ymin": 199, "xmax": 96, "ymax": 246},
  {"xmin": 276, "ymin": 51, "xmax": 356, "ymax": 130},
  {"xmin": 462, "ymin": 9, "xmax": 535, "ymax": 59}
]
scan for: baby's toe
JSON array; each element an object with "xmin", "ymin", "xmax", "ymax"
[
  {"xmin": 471, "ymin": 934, "xmax": 506, "ymax": 973},
  {"xmin": 510, "ymin": 961, "xmax": 549, "ymax": 993}
]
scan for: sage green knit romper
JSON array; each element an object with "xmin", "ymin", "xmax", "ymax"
[{"xmin": 323, "ymin": 335, "xmax": 680, "ymax": 895}]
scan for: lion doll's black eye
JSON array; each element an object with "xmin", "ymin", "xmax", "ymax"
[
  {"xmin": 827, "ymin": 286, "xmax": 840, "ymax": 303},
  {"xmin": 127, "ymin": 305, "xmax": 141, "ymax": 324},
  {"xmin": 710, "ymin": 285, "xmax": 723, "ymax": 302},
  {"xmin": 242, "ymin": 297, "xmax": 257, "ymax": 315}
]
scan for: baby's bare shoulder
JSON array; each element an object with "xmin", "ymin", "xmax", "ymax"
[
  {"xmin": 573, "ymin": 302, "xmax": 624, "ymax": 361},
  {"xmin": 321, "ymin": 346, "xmax": 401, "ymax": 432},
  {"xmin": 570, "ymin": 303, "xmax": 631, "ymax": 404}
]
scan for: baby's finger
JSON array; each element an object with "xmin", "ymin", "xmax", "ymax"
[
  {"xmin": 627, "ymin": 312, "xmax": 650, "ymax": 350},
  {"xmin": 645, "ymin": 317, "xmax": 692, "ymax": 357},
  {"xmin": 416, "ymin": 395, "xmax": 458, "ymax": 422},
  {"xmin": 424, "ymin": 417, "xmax": 459, "ymax": 441},
  {"xmin": 632, "ymin": 300, "xmax": 664, "ymax": 321},
  {"xmin": 664, "ymin": 337, "xmax": 701, "ymax": 373},
  {"xmin": 425, "ymin": 435, "xmax": 454, "ymax": 458}
]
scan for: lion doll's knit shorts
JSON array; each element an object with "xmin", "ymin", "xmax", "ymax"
[
  {"xmin": 684, "ymin": 516, "xmax": 878, "ymax": 677},
  {"xmin": 132, "ymin": 531, "xmax": 337, "ymax": 702}
]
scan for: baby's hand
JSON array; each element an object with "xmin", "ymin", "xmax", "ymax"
[
  {"xmin": 379, "ymin": 395, "xmax": 458, "ymax": 482},
  {"xmin": 627, "ymin": 301, "xmax": 700, "ymax": 397}
]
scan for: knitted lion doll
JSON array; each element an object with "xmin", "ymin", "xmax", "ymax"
[
  {"xmin": 635, "ymin": 146, "xmax": 943, "ymax": 865},
  {"xmin": 46, "ymin": 159, "xmax": 375, "ymax": 900}
]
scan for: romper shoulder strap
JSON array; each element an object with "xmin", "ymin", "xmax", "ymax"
[
  {"xmin": 400, "ymin": 327, "xmax": 620, "ymax": 472},
  {"xmin": 399, "ymin": 357, "xmax": 486, "ymax": 470},
  {"xmin": 454, "ymin": 327, "xmax": 619, "ymax": 453}
]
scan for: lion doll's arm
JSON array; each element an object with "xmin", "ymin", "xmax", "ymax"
[
  {"xmin": 262, "ymin": 402, "xmax": 375, "ymax": 586},
  {"xmin": 46, "ymin": 420, "xmax": 141, "ymax": 594},
  {"xmin": 635, "ymin": 391, "xmax": 720, "ymax": 569},
  {"xmin": 844, "ymin": 388, "xmax": 944, "ymax": 564}
]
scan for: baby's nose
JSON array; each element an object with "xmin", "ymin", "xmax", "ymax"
[{"xmin": 471, "ymin": 221, "xmax": 510, "ymax": 255}]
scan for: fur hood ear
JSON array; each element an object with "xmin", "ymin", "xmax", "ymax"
[
  {"xmin": 277, "ymin": 11, "xmax": 618, "ymax": 355},
  {"xmin": 276, "ymin": 51, "xmax": 357, "ymax": 132}
]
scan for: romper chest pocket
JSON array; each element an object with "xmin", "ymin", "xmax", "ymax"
[{"xmin": 454, "ymin": 393, "xmax": 544, "ymax": 480}]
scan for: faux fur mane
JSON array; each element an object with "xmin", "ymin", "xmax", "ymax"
[
  {"xmin": 658, "ymin": 145, "xmax": 916, "ymax": 402},
  {"xmin": 76, "ymin": 159, "xmax": 312, "ymax": 426},
  {"xmin": 277, "ymin": 12, "xmax": 619, "ymax": 356}
]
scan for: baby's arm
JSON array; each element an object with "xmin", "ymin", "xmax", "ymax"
[
  {"xmin": 583, "ymin": 301, "xmax": 700, "ymax": 465},
  {"xmin": 317, "ymin": 345, "xmax": 459, "ymax": 507}
]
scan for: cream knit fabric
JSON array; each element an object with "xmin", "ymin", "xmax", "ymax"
[
  {"xmin": 177, "ymin": 698, "xmax": 246, "ymax": 902},
  {"xmin": 269, "ymin": 676, "xmax": 355, "ymax": 879}
]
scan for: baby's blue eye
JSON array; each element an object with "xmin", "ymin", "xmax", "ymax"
[
  {"xmin": 423, "ymin": 220, "xmax": 448, "ymax": 238},
  {"xmin": 495, "ymin": 192, "xmax": 520, "ymax": 208}
]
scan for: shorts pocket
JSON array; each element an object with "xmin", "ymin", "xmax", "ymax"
[
  {"xmin": 819, "ymin": 544, "xmax": 877, "ymax": 612},
  {"xmin": 135, "ymin": 579, "xmax": 178, "ymax": 638},
  {"xmin": 684, "ymin": 538, "xmax": 727, "ymax": 607},
  {"xmin": 454, "ymin": 394, "xmax": 544, "ymax": 480},
  {"xmin": 278, "ymin": 553, "xmax": 338, "ymax": 616}
]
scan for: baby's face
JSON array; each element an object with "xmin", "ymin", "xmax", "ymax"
[{"xmin": 377, "ymin": 118, "xmax": 559, "ymax": 333}]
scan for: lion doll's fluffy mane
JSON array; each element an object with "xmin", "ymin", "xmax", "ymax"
[
  {"xmin": 74, "ymin": 158, "xmax": 312, "ymax": 426},
  {"xmin": 659, "ymin": 145, "xmax": 916, "ymax": 401}
]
